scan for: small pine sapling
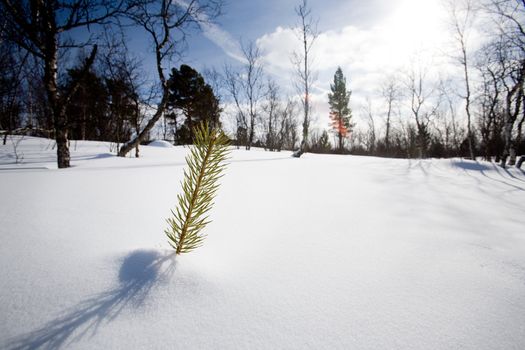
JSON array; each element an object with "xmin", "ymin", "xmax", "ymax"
[{"xmin": 165, "ymin": 122, "xmax": 230, "ymax": 254}]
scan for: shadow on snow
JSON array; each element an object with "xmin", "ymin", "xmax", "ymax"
[
  {"xmin": 5, "ymin": 249, "xmax": 176, "ymax": 350},
  {"xmin": 450, "ymin": 160, "xmax": 492, "ymax": 171},
  {"xmin": 451, "ymin": 159, "xmax": 525, "ymax": 192}
]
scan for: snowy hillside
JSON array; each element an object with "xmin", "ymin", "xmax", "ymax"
[{"xmin": 1, "ymin": 137, "xmax": 524, "ymax": 349}]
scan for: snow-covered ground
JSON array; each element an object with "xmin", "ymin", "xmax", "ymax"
[{"xmin": 1, "ymin": 136, "xmax": 524, "ymax": 349}]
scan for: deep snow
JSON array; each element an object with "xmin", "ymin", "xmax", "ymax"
[
  {"xmin": 148, "ymin": 140, "xmax": 174, "ymax": 148},
  {"xmin": 1, "ymin": 136, "xmax": 524, "ymax": 349}
]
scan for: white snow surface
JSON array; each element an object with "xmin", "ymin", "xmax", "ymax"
[
  {"xmin": 148, "ymin": 140, "xmax": 174, "ymax": 148},
  {"xmin": 1, "ymin": 136, "xmax": 524, "ymax": 349}
]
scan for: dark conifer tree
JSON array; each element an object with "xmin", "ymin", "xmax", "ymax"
[
  {"xmin": 0, "ymin": 41, "xmax": 23, "ymax": 141},
  {"xmin": 106, "ymin": 76, "xmax": 138, "ymax": 145},
  {"xmin": 63, "ymin": 68, "xmax": 108, "ymax": 141},
  {"xmin": 167, "ymin": 64, "xmax": 221, "ymax": 144},
  {"xmin": 328, "ymin": 67, "xmax": 352, "ymax": 152}
]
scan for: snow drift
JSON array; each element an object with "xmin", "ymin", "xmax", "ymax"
[
  {"xmin": 1, "ymin": 137, "xmax": 524, "ymax": 349},
  {"xmin": 148, "ymin": 140, "xmax": 174, "ymax": 148}
]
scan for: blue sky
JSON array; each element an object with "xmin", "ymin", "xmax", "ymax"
[
  {"xmin": 121, "ymin": 0, "xmax": 399, "ymax": 72},
  {"xmin": 104, "ymin": 0, "xmax": 486, "ymax": 134},
  {"xmin": 177, "ymin": 0, "xmax": 397, "ymax": 71}
]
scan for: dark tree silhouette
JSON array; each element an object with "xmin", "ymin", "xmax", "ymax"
[
  {"xmin": 63, "ymin": 67, "xmax": 108, "ymax": 142},
  {"xmin": 0, "ymin": 0, "xmax": 131, "ymax": 168},
  {"xmin": 328, "ymin": 67, "xmax": 352, "ymax": 152},
  {"xmin": 166, "ymin": 64, "xmax": 221, "ymax": 144},
  {"xmin": 117, "ymin": 0, "xmax": 222, "ymax": 157}
]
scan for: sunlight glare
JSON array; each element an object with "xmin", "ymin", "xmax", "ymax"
[{"xmin": 382, "ymin": 0, "xmax": 448, "ymax": 67}]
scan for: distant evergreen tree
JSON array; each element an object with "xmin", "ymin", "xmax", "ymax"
[
  {"xmin": 328, "ymin": 67, "xmax": 353, "ymax": 152},
  {"xmin": 105, "ymin": 76, "xmax": 137, "ymax": 145},
  {"xmin": 167, "ymin": 65, "xmax": 221, "ymax": 144},
  {"xmin": 236, "ymin": 125, "xmax": 248, "ymax": 148},
  {"xmin": 310, "ymin": 130, "xmax": 332, "ymax": 153},
  {"xmin": 0, "ymin": 42, "xmax": 23, "ymax": 139},
  {"xmin": 417, "ymin": 123, "xmax": 432, "ymax": 158},
  {"xmin": 318, "ymin": 130, "xmax": 331, "ymax": 152},
  {"xmin": 63, "ymin": 68, "xmax": 108, "ymax": 141},
  {"xmin": 64, "ymin": 63, "xmax": 140, "ymax": 144}
]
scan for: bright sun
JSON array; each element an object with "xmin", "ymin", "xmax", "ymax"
[{"xmin": 383, "ymin": 0, "xmax": 449, "ymax": 65}]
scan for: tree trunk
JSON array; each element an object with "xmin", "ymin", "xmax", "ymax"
[
  {"xmin": 509, "ymin": 148, "xmax": 517, "ymax": 166},
  {"xmin": 80, "ymin": 100, "xmax": 87, "ymax": 141},
  {"xmin": 43, "ymin": 35, "xmax": 97, "ymax": 168},
  {"xmin": 463, "ymin": 58, "xmax": 475, "ymax": 161},
  {"xmin": 501, "ymin": 62, "xmax": 525, "ymax": 168},
  {"xmin": 517, "ymin": 155, "xmax": 524, "ymax": 169},
  {"xmin": 385, "ymin": 115, "xmax": 391, "ymax": 154},
  {"xmin": 501, "ymin": 96, "xmax": 521, "ymax": 167},
  {"xmin": 43, "ymin": 32, "xmax": 71, "ymax": 168},
  {"xmin": 268, "ymin": 113, "xmax": 273, "ymax": 151},
  {"xmin": 295, "ymin": 4, "xmax": 312, "ymax": 159},
  {"xmin": 134, "ymin": 101, "xmax": 141, "ymax": 157},
  {"xmin": 247, "ymin": 114, "xmax": 254, "ymax": 151},
  {"xmin": 118, "ymin": 93, "xmax": 168, "ymax": 157}
]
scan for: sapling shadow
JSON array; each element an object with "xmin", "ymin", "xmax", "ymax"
[{"xmin": 6, "ymin": 249, "xmax": 176, "ymax": 350}]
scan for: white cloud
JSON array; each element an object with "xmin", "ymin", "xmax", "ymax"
[
  {"xmin": 175, "ymin": 0, "xmax": 245, "ymax": 63},
  {"xmin": 253, "ymin": 0, "xmax": 489, "ymax": 131},
  {"xmin": 210, "ymin": 0, "xmax": 494, "ymax": 139},
  {"xmin": 199, "ymin": 21, "xmax": 246, "ymax": 63}
]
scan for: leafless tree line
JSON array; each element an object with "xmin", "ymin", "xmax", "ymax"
[
  {"xmin": 1, "ymin": 0, "xmax": 524, "ymax": 168},
  {"xmin": 0, "ymin": 0, "xmax": 222, "ymax": 168},
  {"xmin": 222, "ymin": 41, "xmax": 301, "ymax": 152},
  {"xmin": 346, "ymin": 0, "xmax": 525, "ymax": 168}
]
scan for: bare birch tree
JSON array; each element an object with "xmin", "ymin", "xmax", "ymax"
[
  {"xmin": 475, "ymin": 45, "xmax": 505, "ymax": 161},
  {"xmin": 118, "ymin": 0, "xmax": 222, "ymax": 157},
  {"xmin": 362, "ymin": 97, "xmax": 376, "ymax": 154},
  {"xmin": 100, "ymin": 37, "xmax": 154, "ymax": 158},
  {"xmin": 263, "ymin": 79, "xmax": 280, "ymax": 151},
  {"xmin": 223, "ymin": 41, "xmax": 264, "ymax": 150},
  {"xmin": 448, "ymin": 0, "xmax": 477, "ymax": 160},
  {"xmin": 0, "ymin": 0, "xmax": 131, "ymax": 168},
  {"xmin": 277, "ymin": 98, "xmax": 299, "ymax": 151},
  {"xmin": 223, "ymin": 64, "xmax": 247, "ymax": 148},
  {"xmin": 403, "ymin": 65, "xmax": 440, "ymax": 158},
  {"xmin": 381, "ymin": 75, "xmax": 400, "ymax": 155},
  {"xmin": 291, "ymin": 0, "xmax": 318, "ymax": 157},
  {"xmin": 478, "ymin": 0, "xmax": 525, "ymax": 166}
]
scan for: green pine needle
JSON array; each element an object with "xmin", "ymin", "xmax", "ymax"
[{"xmin": 165, "ymin": 122, "xmax": 231, "ymax": 254}]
